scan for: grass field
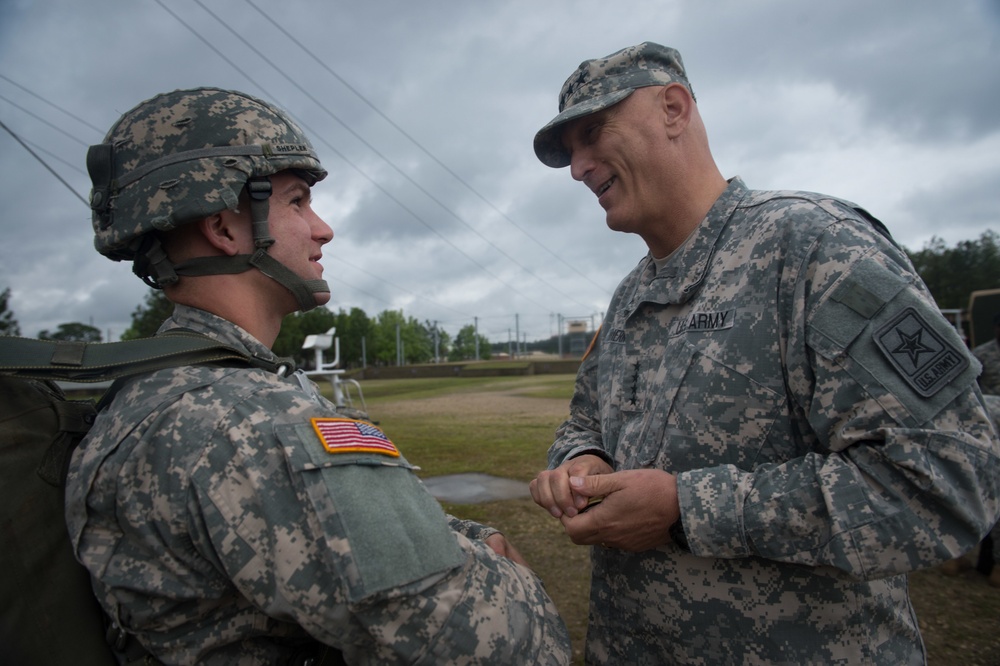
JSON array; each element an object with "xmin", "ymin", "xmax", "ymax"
[{"xmin": 335, "ymin": 373, "xmax": 1000, "ymax": 664}]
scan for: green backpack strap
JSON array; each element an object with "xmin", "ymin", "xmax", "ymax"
[{"xmin": 0, "ymin": 332, "xmax": 291, "ymax": 383}]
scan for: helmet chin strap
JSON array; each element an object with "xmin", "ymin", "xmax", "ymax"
[
  {"xmin": 242, "ymin": 177, "xmax": 329, "ymax": 312},
  {"xmin": 134, "ymin": 177, "xmax": 330, "ymax": 312}
]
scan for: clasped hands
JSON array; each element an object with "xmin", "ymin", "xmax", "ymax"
[{"xmin": 529, "ymin": 454, "xmax": 681, "ymax": 552}]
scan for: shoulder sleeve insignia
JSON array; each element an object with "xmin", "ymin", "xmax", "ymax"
[
  {"xmin": 310, "ymin": 418, "xmax": 400, "ymax": 457},
  {"xmin": 874, "ymin": 307, "xmax": 970, "ymax": 397}
]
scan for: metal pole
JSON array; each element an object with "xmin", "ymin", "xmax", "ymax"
[
  {"xmin": 558, "ymin": 313, "xmax": 563, "ymax": 357},
  {"xmin": 433, "ymin": 320, "xmax": 440, "ymax": 363},
  {"xmin": 515, "ymin": 314, "xmax": 520, "ymax": 359}
]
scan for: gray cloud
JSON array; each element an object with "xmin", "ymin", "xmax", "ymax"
[{"xmin": 1, "ymin": 0, "xmax": 997, "ymax": 342}]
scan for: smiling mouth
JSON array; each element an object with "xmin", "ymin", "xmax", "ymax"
[{"xmin": 596, "ymin": 177, "xmax": 615, "ymax": 197}]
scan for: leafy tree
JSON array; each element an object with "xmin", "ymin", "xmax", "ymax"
[
  {"xmin": 272, "ymin": 307, "xmax": 376, "ymax": 369},
  {"xmin": 273, "ymin": 307, "xmax": 338, "ymax": 363},
  {"xmin": 38, "ymin": 322, "xmax": 102, "ymax": 342},
  {"xmin": 408, "ymin": 318, "xmax": 438, "ymax": 364},
  {"xmin": 335, "ymin": 307, "xmax": 374, "ymax": 368},
  {"xmin": 366, "ymin": 310, "xmax": 440, "ymax": 365},
  {"xmin": 448, "ymin": 324, "xmax": 491, "ymax": 361},
  {"xmin": 906, "ymin": 230, "xmax": 1000, "ymax": 310},
  {"xmin": 0, "ymin": 287, "xmax": 20, "ymax": 336},
  {"xmin": 121, "ymin": 289, "xmax": 175, "ymax": 340},
  {"xmin": 425, "ymin": 320, "xmax": 451, "ymax": 363},
  {"xmin": 370, "ymin": 310, "xmax": 406, "ymax": 365}
]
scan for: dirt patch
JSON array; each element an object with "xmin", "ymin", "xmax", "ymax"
[{"xmin": 379, "ymin": 391, "xmax": 570, "ymax": 422}]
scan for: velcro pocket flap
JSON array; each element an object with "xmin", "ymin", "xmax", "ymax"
[{"xmin": 277, "ymin": 421, "xmax": 465, "ymax": 603}]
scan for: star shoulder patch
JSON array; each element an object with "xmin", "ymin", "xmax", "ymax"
[
  {"xmin": 873, "ymin": 307, "xmax": 969, "ymax": 397},
  {"xmin": 310, "ymin": 417, "xmax": 400, "ymax": 457}
]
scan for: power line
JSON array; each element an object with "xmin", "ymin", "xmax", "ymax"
[
  {"xmin": 190, "ymin": 0, "xmax": 587, "ymax": 311},
  {"xmin": 0, "ymin": 73, "xmax": 105, "ymax": 134},
  {"xmin": 167, "ymin": 0, "xmax": 566, "ymax": 313},
  {"xmin": 326, "ymin": 275, "xmax": 394, "ymax": 307},
  {"xmin": 329, "ymin": 255, "xmax": 474, "ymax": 319},
  {"xmin": 0, "ymin": 119, "xmax": 87, "ymax": 206},
  {"xmin": 0, "ymin": 3, "xmax": 605, "ymax": 341},
  {"xmin": 18, "ymin": 136, "xmax": 87, "ymax": 175},
  {"xmin": 153, "ymin": 0, "xmax": 545, "ymax": 313},
  {"xmin": 243, "ymin": 0, "xmax": 608, "ymax": 294},
  {"xmin": 0, "ymin": 92, "xmax": 90, "ymax": 146}
]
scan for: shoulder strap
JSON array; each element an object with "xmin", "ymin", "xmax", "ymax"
[
  {"xmin": 850, "ymin": 204, "xmax": 895, "ymax": 244},
  {"xmin": 0, "ymin": 332, "xmax": 289, "ymax": 383}
]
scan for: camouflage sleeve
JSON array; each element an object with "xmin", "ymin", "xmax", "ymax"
[
  {"xmin": 191, "ymin": 385, "xmax": 570, "ymax": 663},
  {"xmin": 447, "ymin": 515, "xmax": 500, "ymax": 542},
  {"xmin": 679, "ymin": 220, "xmax": 1000, "ymax": 578},
  {"xmin": 548, "ymin": 327, "xmax": 613, "ymax": 469},
  {"xmin": 974, "ymin": 342, "xmax": 1000, "ymax": 395}
]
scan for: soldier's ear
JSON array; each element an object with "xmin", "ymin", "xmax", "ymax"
[
  {"xmin": 199, "ymin": 210, "xmax": 249, "ymax": 256},
  {"xmin": 659, "ymin": 83, "xmax": 692, "ymax": 139}
]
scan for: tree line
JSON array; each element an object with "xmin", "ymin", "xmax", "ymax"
[
  {"xmin": 2, "ymin": 230, "xmax": 998, "ymax": 362},
  {"xmin": 0, "ymin": 285, "xmax": 491, "ymax": 368}
]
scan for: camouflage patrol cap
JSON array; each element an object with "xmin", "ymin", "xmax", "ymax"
[
  {"xmin": 88, "ymin": 87, "xmax": 327, "ymax": 261},
  {"xmin": 533, "ymin": 42, "xmax": 693, "ymax": 168}
]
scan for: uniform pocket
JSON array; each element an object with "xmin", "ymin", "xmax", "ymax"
[
  {"xmin": 275, "ymin": 421, "xmax": 465, "ymax": 603},
  {"xmin": 652, "ymin": 341, "xmax": 786, "ymax": 472}
]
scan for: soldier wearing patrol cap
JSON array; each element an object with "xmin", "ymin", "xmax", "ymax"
[
  {"xmin": 529, "ymin": 42, "xmax": 1000, "ymax": 664},
  {"xmin": 67, "ymin": 87, "xmax": 571, "ymax": 664}
]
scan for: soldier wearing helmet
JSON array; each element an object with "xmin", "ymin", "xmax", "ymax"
[
  {"xmin": 87, "ymin": 87, "xmax": 332, "ymax": 323},
  {"xmin": 66, "ymin": 88, "xmax": 571, "ymax": 664}
]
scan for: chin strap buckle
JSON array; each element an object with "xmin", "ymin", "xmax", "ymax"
[{"xmin": 246, "ymin": 177, "xmax": 274, "ymax": 250}]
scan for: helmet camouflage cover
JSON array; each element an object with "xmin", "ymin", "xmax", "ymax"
[{"xmin": 88, "ymin": 87, "xmax": 327, "ymax": 262}]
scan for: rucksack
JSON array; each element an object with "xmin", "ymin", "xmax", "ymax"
[{"xmin": 0, "ymin": 332, "xmax": 265, "ymax": 666}]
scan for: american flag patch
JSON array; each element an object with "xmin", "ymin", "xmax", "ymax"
[{"xmin": 310, "ymin": 418, "xmax": 400, "ymax": 457}]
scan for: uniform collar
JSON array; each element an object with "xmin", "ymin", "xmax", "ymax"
[
  {"xmin": 157, "ymin": 304, "xmax": 280, "ymax": 364},
  {"xmin": 626, "ymin": 177, "xmax": 749, "ymax": 312}
]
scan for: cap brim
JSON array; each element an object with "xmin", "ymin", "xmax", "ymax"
[{"xmin": 533, "ymin": 88, "xmax": 635, "ymax": 168}]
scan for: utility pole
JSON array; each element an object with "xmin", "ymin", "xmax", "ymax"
[
  {"xmin": 433, "ymin": 320, "xmax": 440, "ymax": 363},
  {"xmin": 396, "ymin": 323, "xmax": 401, "ymax": 366},
  {"xmin": 474, "ymin": 316, "xmax": 479, "ymax": 360},
  {"xmin": 557, "ymin": 313, "xmax": 563, "ymax": 357},
  {"xmin": 515, "ymin": 314, "xmax": 520, "ymax": 359}
]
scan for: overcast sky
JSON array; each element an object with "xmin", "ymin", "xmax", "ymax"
[{"xmin": 1, "ymin": 0, "xmax": 998, "ymax": 345}]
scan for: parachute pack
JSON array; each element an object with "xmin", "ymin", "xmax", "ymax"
[{"xmin": 0, "ymin": 333, "xmax": 263, "ymax": 665}]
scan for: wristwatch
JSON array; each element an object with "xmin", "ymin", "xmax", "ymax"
[{"xmin": 669, "ymin": 515, "xmax": 690, "ymax": 552}]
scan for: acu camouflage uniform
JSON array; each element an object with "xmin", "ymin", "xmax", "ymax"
[
  {"xmin": 67, "ymin": 306, "xmax": 570, "ymax": 664},
  {"xmin": 972, "ymin": 338, "xmax": 1000, "ymax": 396},
  {"xmin": 549, "ymin": 178, "xmax": 1000, "ymax": 664}
]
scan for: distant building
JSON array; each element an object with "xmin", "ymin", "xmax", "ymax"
[{"xmin": 566, "ymin": 320, "xmax": 591, "ymax": 356}]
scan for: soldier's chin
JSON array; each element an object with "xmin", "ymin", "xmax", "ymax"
[{"xmin": 312, "ymin": 290, "xmax": 332, "ymax": 307}]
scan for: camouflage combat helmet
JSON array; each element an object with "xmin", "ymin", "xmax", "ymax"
[{"xmin": 87, "ymin": 87, "xmax": 329, "ymax": 311}]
